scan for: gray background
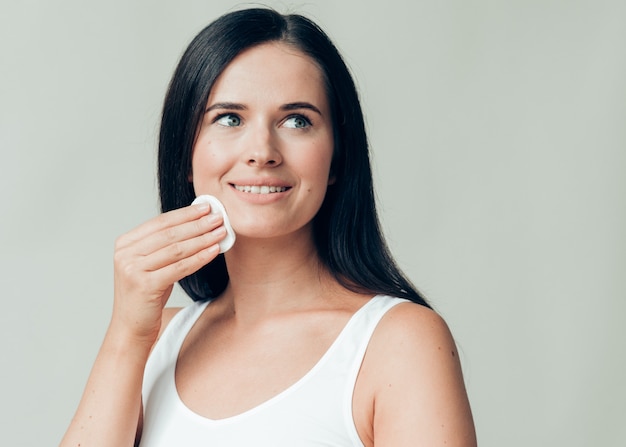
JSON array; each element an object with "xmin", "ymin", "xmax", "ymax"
[{"xmin": 1, "ymin": 0, "xmax": 625, "ymax": 445}]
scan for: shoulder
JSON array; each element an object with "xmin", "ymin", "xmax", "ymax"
[
  {"xmin": 375, "ymin": 301, "xmax": 456, "ymax": 355},
  {"xmin": 361, "ymin": 301, "xmax": 476, "ymax": 446},
  {"xmin": 366, "ymin": 301, "xmax": 460, "ymax": 384}
]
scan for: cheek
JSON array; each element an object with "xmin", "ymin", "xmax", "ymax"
[
  {"xmin": 296, "ymin": 150, "xmax": 334, "ymax": 205},
  {"xmin": 189, "ymin": 143, "xmax": 201, "ymax": 180},
  {"xmin": 307, "ymin": 142, "xmax": 334, "ymax": 184},
  {"xmin": 190, "ymin": 140, "xmax": 222, "ymax": 187}
]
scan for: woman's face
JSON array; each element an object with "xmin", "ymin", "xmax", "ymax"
[{"xmin": 191, "ymin": 42, "xmax": 334, "ymax": 241}]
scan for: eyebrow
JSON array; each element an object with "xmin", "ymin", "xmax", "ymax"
[
  {"xmin": 280, "ymin": 102, "xmax": 323, "ymax": 116},
  {"xmin": 205, "ymin": 102, "xmax": 246, "ymax": 113},
  {"xmin": 205, "ymin": 101, "xmax": 323, "ymax": 116}
]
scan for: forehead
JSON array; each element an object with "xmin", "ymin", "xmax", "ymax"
[{"xmin": 207, "ymin": 42, "xmax": 328, "ymax": 107}]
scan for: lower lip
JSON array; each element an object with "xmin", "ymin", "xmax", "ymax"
[{"xmin": 229, "ymin": 184, "xmax": 292, "ymax": 203}]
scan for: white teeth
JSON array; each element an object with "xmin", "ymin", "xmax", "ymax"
[{"xmin": 234, "ymin": 185, "xmax": 287, "ymax": 194}]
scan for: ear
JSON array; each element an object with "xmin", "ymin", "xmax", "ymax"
[
  {"xmin": 188, "ymin": 172, "xmax": 193, "ymax": 182},
  {"xmin": 327, "ymin": 174, "xmax": 336, "ymax": 186}
]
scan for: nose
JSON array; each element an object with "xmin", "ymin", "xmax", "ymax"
[{"xmin": 244, "ymin": 126, "xmax": 282, "ymax": 167}]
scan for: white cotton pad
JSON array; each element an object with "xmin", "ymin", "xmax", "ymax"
[{"xmin": 191, "ymin": 195, "xmax": 236, "ymax": 253}]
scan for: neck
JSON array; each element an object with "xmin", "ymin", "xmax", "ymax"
[{"xmin": 217, "ymin": 230, "xmax": 338, "ymax": 322}]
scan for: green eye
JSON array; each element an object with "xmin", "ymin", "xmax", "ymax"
[{"xmin": 216, "ymin": 114, "xmax": 241, "ymax": 127}]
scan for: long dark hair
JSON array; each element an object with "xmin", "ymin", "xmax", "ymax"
[{"xmin": 158, "ymin": 7, "xmax": 429, "ymax": 307}]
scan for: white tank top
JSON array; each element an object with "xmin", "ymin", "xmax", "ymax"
[{"xmin": 139, "ymin": 294, "xmax": 407, "ymax": 447}]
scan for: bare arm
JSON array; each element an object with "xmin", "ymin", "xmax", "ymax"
[
  {"xmin": 60, "ymin": 203, "xmax": 225, "ymax": 447},
  {"xmin": 367, "ymin": 304, "xmax": 477, "ymax": 447}
]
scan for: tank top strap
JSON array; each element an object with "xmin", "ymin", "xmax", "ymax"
[
  {"xmin": 345, "ymin": 294, "xmax": 410, "ymax": 377},
  {"xmin": 161, "ymin": 300, "xmax": 210, "ymax": 348},
  {"xmin": 143, "ymin": 300, "xmax": 210, "ymax": 394},
  {"xmin": 321, "ymin": 295, "xmax": 408, "ymax": 445}
]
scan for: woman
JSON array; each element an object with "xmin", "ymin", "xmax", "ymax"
[{"xmin": 61, "ymin": 8, "xmax": 476, "ymax": 447}]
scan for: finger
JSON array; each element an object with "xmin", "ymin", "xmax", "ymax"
[
  {"xmin": 115, "ymin": 203, "xmax": 211, "ymax": 251},
  {"xmin": 143, "ymin": 225, "xmax": 227, "ymax": 272},
  {"xmin": 130, "ymin": 212, "xmax": 224, "ymax": 258},
  {"xmin": 149, "ymin": 242, "xmax": 222, "ymax": 287}
]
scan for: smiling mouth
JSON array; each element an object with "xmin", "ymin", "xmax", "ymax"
[{"xmin": 233, "ymin": 185, "xmax": 290, "ymax": 194}]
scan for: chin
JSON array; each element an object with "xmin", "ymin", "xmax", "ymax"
[{"xmin": 232, "ymin": 220, "xmax": 313, "ymax": 242}]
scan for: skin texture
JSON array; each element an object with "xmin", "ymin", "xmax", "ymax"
[{"xmin": 60, "ymin": 43, "xmax": 476, "ymax": 447}]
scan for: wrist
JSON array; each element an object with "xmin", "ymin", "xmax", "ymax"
[{"xmin": 104, "ymin": 319, "xmax": 158, "ymax": 360}]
